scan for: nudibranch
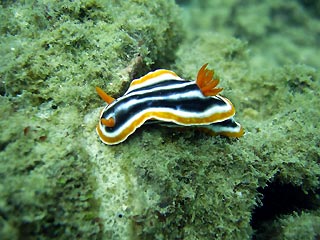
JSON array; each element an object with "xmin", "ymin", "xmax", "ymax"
[{"xmin": 96, "ymin": 63, "xmax": 244, "ymax": 145}]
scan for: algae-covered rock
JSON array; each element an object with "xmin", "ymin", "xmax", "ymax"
[
  {"xmin": 1, "ymin": 0, "xmax": 320, "ymax": 239},
  {"xmin": 0, "ymin": 0, "xmax": 182, "ymax": 105},
  {"xmin": 256, "ymin": 210, "xmax": 320, "ymax": 240},
  {"xmin": 184, "ymin": 0, "xmax": 320, "ymax": 70},
  {"xmin": 174, "ymin": 0, "xmax": 320, "ymax": 239}
]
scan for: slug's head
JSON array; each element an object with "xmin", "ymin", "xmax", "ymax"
[
  {"xmin": 96, "ymin": 86, "xmax": 116, "ymax": 128},
  {"xmin": 100, "ymin": 113, "xmax": 115, "ymax": 128}
]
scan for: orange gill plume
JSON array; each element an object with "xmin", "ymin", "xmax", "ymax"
[{"xmin": 196, "ymin": 63, "xmax": 223, "ymax": 96}]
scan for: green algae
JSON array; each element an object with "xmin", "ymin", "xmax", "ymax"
[
  {"xmin": 0, "ymin": 0, "xmax": 182, "ymax": 105},
  {"xmin": 1, "ymin": 0, "xmax": 320, "ymax": 239},
  {"xmin": 0, "ymin": 97, "xmax": 102, "ymax": 238},
  {"xmin": 256, "ymin": 210, "xmax": 320, "ymax": 240},
  {"xmin": 173, "ymin": 0, "xmax": 320, "ymax": 238}
]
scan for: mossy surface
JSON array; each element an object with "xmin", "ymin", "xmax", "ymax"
[
  {"xmin": 0, "ymin": 98, "xmax": 102, "ymax": 239},
  {"xmin": 1, "ymin": 0, "xmax": 320, "ymax": 239},
  {"xmin": 256, "ymin": 210, "xmax": 320, "ymax": 240},
  {"xmin": 0, "ymin": 0, "xmax": 182, "ymax": 104}
]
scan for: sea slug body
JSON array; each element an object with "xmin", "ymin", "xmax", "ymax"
[{"xmin": 96, "ymin": 64, "xmax": 244, "ymax": 145}]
